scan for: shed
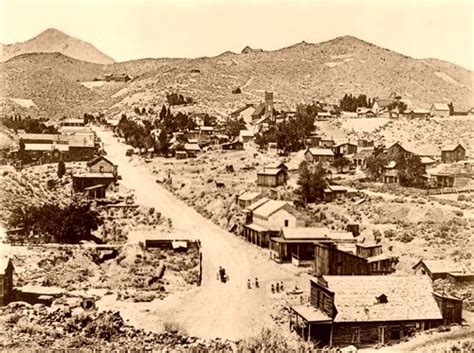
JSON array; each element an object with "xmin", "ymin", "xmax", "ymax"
[{"xmin": 413, "ymin": 259, "xmax": 468, "ymax": 281}]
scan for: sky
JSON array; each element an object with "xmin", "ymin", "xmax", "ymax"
[{"xmin": 0, "ymin": 0, "xmax": 473, "ymax": 70}]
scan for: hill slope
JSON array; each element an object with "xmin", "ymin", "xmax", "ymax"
[
  {"xmin": 109, "ymin": 36, "xmax": 473, "ymax": 115},
  {"xmin": 0, "ymin": 28, "xmax": 115, "ymax": 64},
  {"xmin": 0, "ymin": 35, "xmax": 472, "ymax": 119}
]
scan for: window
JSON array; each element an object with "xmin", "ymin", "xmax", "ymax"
[
  {"xmin": 351, "ymin": 327, "xmax": 360, "ymax": 344},
  {"xmin": 284, "ymin": 219, "xmax": 289, "ymax": 227},
  {"xmin": 99, "ymin": 166, "xmax": 104, "ymax": 173}
]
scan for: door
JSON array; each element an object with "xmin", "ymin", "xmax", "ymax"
[{"xmin": 378, "ymin": 326, "xmax": 385, "ymax": 344}]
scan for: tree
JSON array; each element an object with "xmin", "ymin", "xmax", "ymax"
[
  {"xmin": 397, "ymin": 154, "xmax": 426, "ymax": 187},
  {"xmin": 365, "ymin": 145, "xmax": 388, "ymax": 180},
  {"xmin": 157, "ymin": 129, "xmax": 170, "ymax": 156},
  {"xmin": 296, "ymin": 161, "xmax": 328, "ymax": 204},
  {"xmin": 225, "ymin": 118, "xmax": 247, "ymax": 138},
  {"xmin": 448, "ymin": 102, "xmax": 454, "ymax": 116},
  {"xmin": 333, "ymin": 153, "xmax": 351, "ymax": 173},
  {"xmin": 57, "ymin": 160, "xmax": 66, "ymax": 179}
]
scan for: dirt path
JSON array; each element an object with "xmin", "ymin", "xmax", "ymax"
[{"xmin": 94, "ymin": 127, "xmax": 309, "ymax": 340}]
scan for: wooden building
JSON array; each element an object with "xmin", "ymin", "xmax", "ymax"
[
  {"xmin": 430, "ymin": 103, "xmax": 450, "ymax": 118},
  {"xmin": 237, "ymin": 191, "xmax": 263, "ymax": 208},
  {"xmin": 314, "ymin": 243, "xmax": 369, "ymax": 276},
  {"xmin": 0, "ymin": 258, "xmax": 14, "ymax": 306},
  {"xmin": 367, "ymin": 254, "xmax": 399, "ymax": 275},
  {"xmin": 356, "ymin": 243, "xmax": 383, "ymax": 258},
  {"xmin": 430, "ymin": 162, "xmax": 473, "ymax": 188},
  {"xmin": 290, "ymin": 275, "xmax": 444, "ymax": 347},
  {"xmin": 357, "ymin": 139, "xmax": 374, "ymax": 148},
  {"xmin": 222, "ymin": 140, "xmax": 244, "ymax": 150},
  {"xmin": 72, "ymin": 173, "xmax": 115, "ymax": 193},
  {"xmin": 242, "ymin": 199, "xmax": 303, "ymax": 248},
  {"xmin": 257, "ymin": 167, "xmax": 287, "ymax": 187},
  {"xmin": 441, "ymin": 144, "xmax": 466, "ymax": 163},
  {"xmin": 332, "ymin": 142, "xmax": 358, "ymax": 156},
  {"xmin": 87, "ymin": 156, "xmax": 118, "ymax": 177},
  {"xmin": 305, "ymin": 148, "xmax": 335, "ymax": 163},
  {"xmin": 270, "ymin": 227, "xmax": 331, "ymax": 265},
  {"xmin": 323, "ymin": 185, "xmax": 348, "ymax": 202},
  {"xmin": 413, "ymin": 259, "xmax": 468, "ymax": 281},
  {"xmin": 433, "ymin": 292, "xmax": 463, "ymax": 325}
]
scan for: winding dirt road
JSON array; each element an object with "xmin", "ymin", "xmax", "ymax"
[{"xmin": 95, "ymin": 127, "xmax": 308, "ymax": 340}]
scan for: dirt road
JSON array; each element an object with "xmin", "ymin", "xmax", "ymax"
[{"xmin": 95, "ymin": 127, "xmax": 309, "ymax": 340}]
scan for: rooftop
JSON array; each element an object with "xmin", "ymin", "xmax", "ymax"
[
  {"xmin": 258, "ymin": 167, "xmax": 285, "ymax": 176},
  {"xmin": 414, "ymin": 259, "xmax": 467, "ymax": 274},
  {"xmin": 432, "ymin": 103, "xmax": 450, "ymax": 111},
  {"xmin": 0, "ymin": 257, "xmax": 12, "ymax": 275},
  {"xmin": 307, "ymin": 148, "xmax": 334, "ymax": 156},
  {"xmin": 441, "ymin": 144, "xmax": 465, "ymax": 152},
  {"xmin": 291, "ymin": 304, "xmax": 332, "ymax": 323},
  {"xmin": 246, "ymin": 197, "xmax": 270, "ymax": 211},
  {"xmin": 282, "ymin": 227, "xmax": 329, "ymax": 240},
  {"xmin": 253, "ymin": 200, "xmax": 290, "ymax": 218},
  {"xmin": 72, "ymin": 173, "xmax": 115, "ymax": 179},
  {"xmin": 238, "ymin": 191, "xmax": 262, "ymax": 201},
  {"xmin": 320, "ymin": 275, "xmax": 442, "ymax": 323}
]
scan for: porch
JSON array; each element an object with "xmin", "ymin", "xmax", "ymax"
[{"xmin": 290, "ymin": 303, "xmax": 333, "ymax": 346}]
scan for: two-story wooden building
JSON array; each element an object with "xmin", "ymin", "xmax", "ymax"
[
  {"xmin": 290, "ymin": 275, "xmax": 444, "ymax": 347},
  {"xmin": 441, "ymin": 144, "xmax": 466, "ymax": 163}
]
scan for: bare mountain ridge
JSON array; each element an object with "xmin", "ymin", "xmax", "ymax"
[
  {"xmin": 0, "ymin": 28, "xmax": 115, "ymax": 65},
  {"xmin": 0, "ymin": 35, "xmax": 472, "ymax": 119}
]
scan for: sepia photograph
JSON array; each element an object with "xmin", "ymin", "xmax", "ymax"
[{"xmin": 0, "ymin": 0, "xmax": 473, "ymax": 351}]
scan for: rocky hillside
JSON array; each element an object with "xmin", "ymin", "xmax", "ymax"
[
  {"xmin": 1, "ymin": 35, "xmax": 472, "ymax": 119},
  {"xmin": 0, "ymin": 28, "xmax": 114, "ymax": 64}
]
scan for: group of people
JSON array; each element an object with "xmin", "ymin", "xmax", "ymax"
[
  {"xmin": 271, "ymin": 281, "xmax": 284, "ymax": 293},
  {"xmin": 247, "ymin": 278, "xmax": 259, "ymax": 289}
]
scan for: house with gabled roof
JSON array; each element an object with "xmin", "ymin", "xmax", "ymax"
[
  {"xmin": 87, "ymin": 155, "xmax": 118, "ymax": 177},
  {"xmin": 413, "ymin": 259, "xmax": 469, "ymax": 281},
  {"xmin": 441, "ymin": 144, "xmax": 466, "ymax": 163},
  {"xmin": 257, "ymin": 167, "xmax": 288, "ymax": 187},
  {"xmin": 290, "ymin": 275, "xmax": 444, "ymax": 347},
  {"xmin": 430, "ymin": 103, "xmax": 450, "ymax": 117},
  {"xmin": 237, "ymin": 191, "xmax": 263, "ymax": 208},
  {"xmin": 242, "ymin": 199, "xmax": 304, "ymax": 248},
  {"xmin": 305, "ymin": 148, "xmax": 335, "ymax": 163}
]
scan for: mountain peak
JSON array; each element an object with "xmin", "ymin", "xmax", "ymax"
[{"xmin": 1, "ymin": 28, "xmax": 115, "ymax": 65}]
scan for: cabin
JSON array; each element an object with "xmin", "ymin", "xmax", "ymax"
[
  {"xmin": 237, "ymin": 191, "xmax": 263, "ymax": 208},
  {"xmin": 222, "ymin": 140, "xmax": 244, "ymax": 151},
  {"xmin": 0, "ymin": 258, "xmax": 14, "ymax": 306},
  {"xmin": 242, "ymin": 200, "xmax": 304, "ymax": 248},
  {"xmin": 314, "ymin": 243, "xmax": 370, "ymax": 276},
  {"xmin": 87, "ymin": 156, "xmax": 118, "ymax": 177},
  {"xmin": 366, "ymin": 254, "xmax": 399, "ymax": 275},
  {"xmin": 413, "ymin": 259, "xmax": 468, "ymax": 281},
  {"xmin": 175, "ymin": 150, "xmax": 188, "ymax": 160},
  {"xmin": 67, "ymin": 134, "xmax": 96, "ymax": 161},
  {"xmin": 441, "ymin": 144, "xmax": 466, "ymax": 163},
  {"xmin": 373, "ymin": 98, "xmax": 397, "ymax": 115},
  {"xmin": 241, "ymin": 45, "xmax": 263, "ymax": 54},
  {"xmin": 306, "ymin": 134, "xmax": 322, "ymax": 147},
  {"xmin": 323, "ymin": 185, "xmax": 348, "ymax": 202},
  {"xmin": 72, "ymin": 173, "xmax": 115, "ymax": 194},
  {"xmin": 270, "ymin": 227, "xmax": 331, "ymax": 265},
  {"xmin": 104, "ymin": 73, "xmax": 131, "ymax": 82},
  {"xmin": 305, "ymin": 148, "xmax": 334, "ymax": 163},
  {"xmin": 184, "ymin": 143, "xmax": 201, "ymax": 158},
  {"xmin": 430, "ymin": 103, "xmax": 450, "ymax": 118},
  {"xmin": 289, "ymin": 275, "xmax": 443, "ymax": 347},
  {"xmin": 257, "ymin": 167, "xmax": 287, "ymax": 187},
  {"xmin": 332, "ymin": 142, "xmax": 358, "ymax": 156},
  {"xmin": 446, "ymin": 272, "xmax": 474, "ymax": 285},
  {"xmin": 433, "ymin": 292, "xmax": 463, "ymax": 325},
  {"xmin": 356, "ymin": 243, "xmax": 382, "ymax": 258},
  {"xmin": 430, "ymin": 162, "xmax": 473, "ymax": 188}
]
